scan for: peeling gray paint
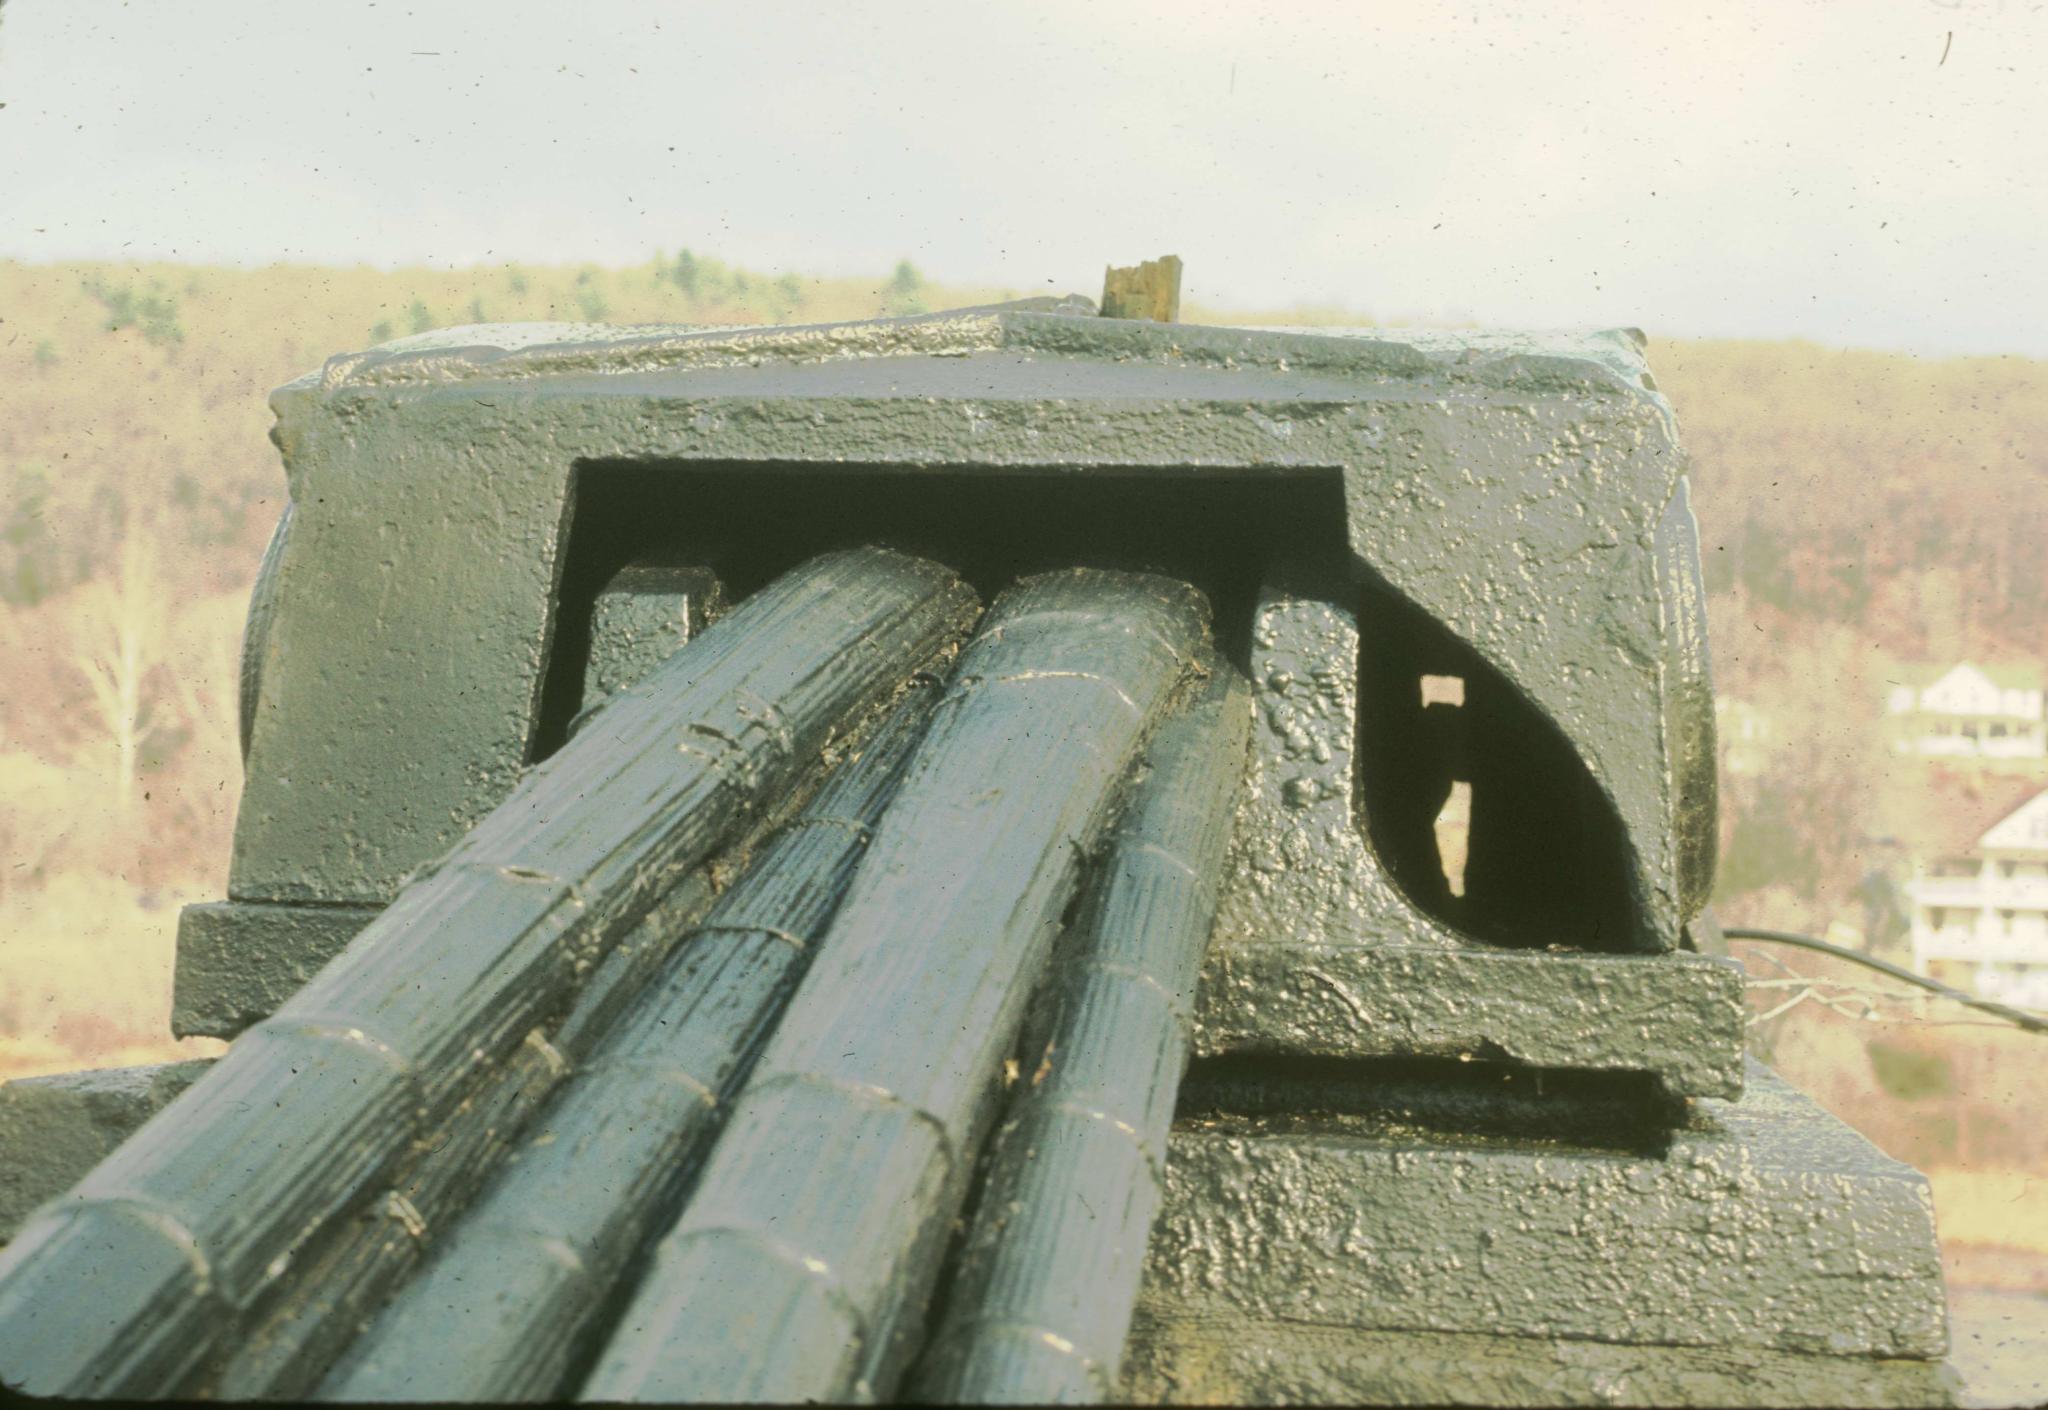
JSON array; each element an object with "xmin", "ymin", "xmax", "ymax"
[{"xmin": 322, "ymin": 682, "xmax": 940, "ymax": 1403}]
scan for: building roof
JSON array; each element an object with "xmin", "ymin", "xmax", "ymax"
[
  {"xmin": 1979, "ymin": 789, "xmax": 2048, "ymax": 854},
  {"xmin": 1892, "ymin": 660, "xmax": 2045, "ymax": 695},
  {"xmin": 1882, "ymin": 767, "xmax": 2047, "ymax": 860}
]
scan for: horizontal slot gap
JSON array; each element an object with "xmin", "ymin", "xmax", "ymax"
[{"xmin": 1174, "ymin": 1054, "xmax": 1684, "ymax": 1157}]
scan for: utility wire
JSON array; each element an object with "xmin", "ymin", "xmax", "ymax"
[{"xmin": 1723, "ymin": 926, "xmax": 2048, "ymax": 1036}]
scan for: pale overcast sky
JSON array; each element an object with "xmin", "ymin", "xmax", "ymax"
[{"xmin": 2, "ymin": 0, "xmax": 2042, "ymax": 355}]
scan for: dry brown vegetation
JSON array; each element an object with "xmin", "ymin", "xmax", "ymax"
[
  {"xmin": 0, "ymin": 254, "xmax": 1034, "ymax": 1081},
  {"xmin": 1, "ymin": 255, "xmax": 2041, "ymax": 1284},
  {"xmin": 1654, "ymin": 340, "xmax": 2048, "ymax": 937}
]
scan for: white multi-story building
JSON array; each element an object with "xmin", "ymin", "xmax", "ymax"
[
  {"xmin": 1907, "ymin": 788, "xmax": 2048, "ymax": 1010},
  {"xmin": 1886, "ymin": 662, "xmax": 2045, "ymax": 760}
]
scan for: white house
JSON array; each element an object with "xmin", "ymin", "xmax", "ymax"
[
  {"xmin": 1885, "ymin": 662, "xmax": 2045, "ymax": 760},
  {"xmin": 1907, "ymin": 788, "xmax": 2048, "ymax": 1010}
]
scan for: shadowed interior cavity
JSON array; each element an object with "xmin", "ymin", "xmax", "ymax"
[
  {"xmin": 533, "ymin": 461, "xmax": 1348, "ymax": 758},
  {"xmin": 1355, "ymin": 574, "xmax": 1644, "ymax": 953},
  {"xmin": 537, "ymin": 460, "xmax": 1647, "ymax": 955}
]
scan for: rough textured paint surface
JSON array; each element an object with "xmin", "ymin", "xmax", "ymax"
[
  {"xmin": 1192, "ymin": 944, "xmax": 1745, "ymax": 1100},
  {"xmin": 206, "ymin": 310, "xmax": 1706, "ymax": 990},
  {"xmin": 0, "ymin": 548, "xmax": 977, "ymax": 1398},
  {"xmin": 908, "ymin": 666, "xmax": 1252, "ymax": 1405},
  {"xmin": 581, "ymin": 569, "xmax": 1210, "ymax": 1404},
  {"xmin": 1211, "ymin": 580, "xmax": 1453, "ymax": 952},
  {"xmin": 1334, "ymin": 391, "xmax": 1696, "ymax": 945},
  {"xmin": 183, "ymin": 563, "xmax": 726, "ymax": 1039},
  {"xmin": 322, "ymin": 682, "xmax": 940, "ymax": 1403},
  {"xmin": 0, "ymin": 1062, "xmax": 213, "ymax": 1244},
  {"xmin": 579, "ymin": 563, "xmax": 727, "ymax": 710},
  {"xmin": 1654, "ymin": 476, "xmax": 1719, "ymax": 913},
  {"xmin": 1132, "ymin": 1062, "xmax": 1947, "ymax": 1366},
  {"xmin": 1118, "ymin": 1313, "xmax": 1960, "ymax": 1407},
  {"xmin": 172, "ymin": 901, "xmax": 383, "ymax": 1039},
  {"xmin": 1203, "ymin": 574, "xmax": 1744, "ymax": 1098}
]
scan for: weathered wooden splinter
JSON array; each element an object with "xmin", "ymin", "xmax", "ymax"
[
  {"xmin": 908, "ymin": 665, "xmax": 1253, "ymax": 1404},
  {"xmin": 580, "ymin": 568, "xmax": 1213, "ymax": 1404},
  {"xmin": 0, "ymin": 547, "xmax": 979, "ymax": 1398},
  {"xmin": 321, "ymin": 680, "xmax": 944, "ymax": 1403}
]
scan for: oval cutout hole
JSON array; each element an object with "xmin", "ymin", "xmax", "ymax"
[{"xmin": 1356, "ymin": 575, "xmax": 1646, "ymax": 953}]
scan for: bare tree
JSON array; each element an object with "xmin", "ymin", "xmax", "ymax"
[{"xmin": 72, "ymin": 539, "xmax": 167, "ymax": 811}]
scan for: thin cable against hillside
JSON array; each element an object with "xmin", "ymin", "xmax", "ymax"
[{"xmin": 1724, "ymin": 926, "xmax": 2048, "ymax": 1035}]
